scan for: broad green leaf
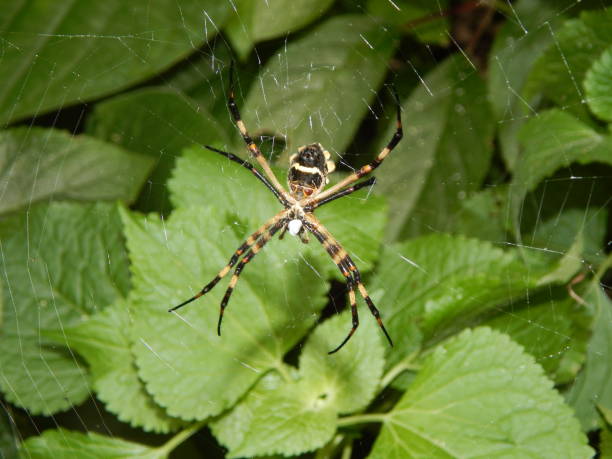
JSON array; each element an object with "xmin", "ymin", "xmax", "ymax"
[
  {"xmin": 601, "ymin": 405, "xmax": 612, "ymax": 425},
  {"xmin": 225, "ymin": 0, "xmax": 334, "ymax": 59},
  {"xmin": 0, "ymin": 1, "xmax": 230, "ymax": 125},
  {"xmin": 567, "ymin": 285, "xmax": 612, "ymax": 431},
  {"xmin": 298, "ymin": 310, "xmax": 385, "ymax": 414},
  {"xmin": 525, "ymin": 8, "xmax": 612, "ymax": 118},
  {"xmin": 369, "ymin": 328, "xmax": 593, "ymax": 458},
  {"xmin": 512, "ymin": 109, "xmax": 612, "ymax": 234},
  {"xmin": 529, "ymin": 208, "xmax": 608, "ymax": 268},
  {"xmin": 169, "ymin": 146, "xmax": 387, "ymax": 273},
  {"xmin": 242, "ymin": 15, "xmax": 398, "ymax": 155},
  {"xmin": 20, "ymin": 429, "xmax": 161, "ymax": 459},
  {"xmin": 85, "ymin": 88, "xmax": 229, "ymax": 213},
  {"xmin": 370, "ymin": 234, "xmax": 535, "ymax": 366},
  {"xmin": 214, "ymin": 376, "xmax": 336, "ymax": 458},
  {"xmin": 602, "ymin": 428, "xmax": 612, "ymax": 459},
  {"xmin": 122, "ymin": 205, "xmax": 329, "ymax": 420},
  {"xmin": 52, "ymin": 299, "xmax": 183, "ymax": 433},
  {"xmin": 487, "ymin": 0, "xmax": 561, "ymax": 169},
  {"xmin": 0, "ymin": 408, "xmax": 18, "ymax": 459},
  {"xmin": 585, "ymin": 46, "xmax": 612, "ymax": 122},
  {"xmin": 485, "ymin": 293, "xmax": 591, "ymax": 384},
  {"xmin": 212, "ymin": 311, "xmax": 385, "ymax": 457},
  {"xmin": 0, "ymin": 127, "xmax": 154, "ymax": 216},
  {"xmin": 0, "ymin": 202, "xmax": 130, "ymax": 415},
  {"xmin": 366, "ymin": 0, "xmax": 450, "ymax": 45},
  {"xmin": 375, "ymin": 55, "xmax": 494, "ymax": 241},
  {"xmin": 453, "ymin": 185, "xmax": 511, "ymax": 242}
]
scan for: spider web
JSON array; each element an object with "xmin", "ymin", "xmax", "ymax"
[{"xmin": 0, "ymin": 0, "xmax": 611, "ymax": 457}]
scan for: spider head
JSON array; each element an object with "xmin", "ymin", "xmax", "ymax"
[{"xmin": 288, "ymin": 143, "xmax": 336, "ymax": 199}]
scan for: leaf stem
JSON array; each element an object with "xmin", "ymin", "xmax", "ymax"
[
  {"xmin": 341, "ymin": 441, "xmax": 353, "ymax": 459},
  {"xmin": 337, "ymin": 413, "xmax": 387, "ymax": 427},
  {"xmin": 380, "ymin": 351, "xmax": 420, "ymax": 388},
  {"xmin": 274, "ymin": 362, "xmax": 293, "ymax": 382},
  {"xmin": 593, "ymin": 252, "xmax": 612, "ymax": 287},
  {"xmin": 157, "ymin": 420, "xmax": 206, "ymax": 455}
]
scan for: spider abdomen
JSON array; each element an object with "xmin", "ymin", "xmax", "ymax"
[{"xmin": 288, "ymin": 143, "xmax": 335, "ymax": 199}]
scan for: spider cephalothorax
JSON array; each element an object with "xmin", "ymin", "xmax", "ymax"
[
  {"xmin": 288, "ymin": 143, "xmax": 336, "ymax": 199},
  {"xmin": 170, "ymin": 65, "xmax": 403, "ymax": 354}
]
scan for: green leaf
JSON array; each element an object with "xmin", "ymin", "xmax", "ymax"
[
  {"xmin": 211, "ymin": 311, "xmax": 385, "ymax": 457},
  {"xmin": 602, "ymin": 427, "xmax": 612, "ymax": 459},
  {"xmin": 298, "ymin": 310, "xmax": 386, "ymax": 414},
  {"xmin": 599, "ymin": 404, "xmax": 612, "ymax": 426},
  {"xmin": 242, "ymin": 15, "xmax": 398, "ymax": 154},
  {"xmin": 567, "ymin": 285, "xmax": 612, "ymax": 431},
  {"xmin": 20, "ymin": 428, "xmax": 161, "ymax": 459},
  {"xmin": 85, "ymin": 88, "xmax": 229, "ymax": 213},
  {"xmin": 54, "ymin": 299, "xmax": 183, "ymax": 433},
  {"xmin": 487, "ymin": 0, "xmax": 561, "ymax": 169},
  {"xmin": 0, "ymin": 202, "xmax": 130, "ymax": 415},
  {"xmin": 375, "ymin": 55, "xmax": 495, "ymax": 241},
  {"xmin": 366, "ymin": 0, "xmax": 450, "ymax": 45},
  {"xmin": 585, "ymin": 45, "xmax": 612, "ymax": 122},
  {"xmin": 369, "ymin": 328, "xmax": 593, "ymax": 458},
  {"xmin": 0, "ymin": 127, "xmax": 154, "ymax": 216},
  {"xmin": 512, "ymin": 109, "xmax": 612, "ymax": 233},
  {"xmin": 370, "ymin": 234, "xmax": 536, "ymax": 365},
  {"xmin": 169, "ymin": 146, "xmax": 387, "ymax": 273},
  {"xmin": 453, "ymin": 186, "xmax": 511, "ymax": 242},
  {"xmin": 485, "ymin": 293, "xmax": 591, "ymax": 384},
  {"xmin": 0, "ymin": 408, "xmax": 18, "ymax": 459},
  {"xmin": 529, "ymin": 208, "xmax": 608, "ymax": 268},
  {"xmin": 0, "ymin": 1, "xmax": 230, "ymax": 125},
  {"xmin": 225, "ymin": 0, "xmax": 334, "ymax": 59},
  {"xmin": 525, "ymin": 8, "xmax": 612, "ymax": 118},
  {"xmin": 215, "ymin": 376, "xmax": 336, "ymax": 458},
  {"xmin": 121, "ymin": 205, "xmax": 329, "ymax": 420}
]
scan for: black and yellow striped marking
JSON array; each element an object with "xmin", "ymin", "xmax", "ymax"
[
  {"xmin": 168, "ymin": 212, "xmax": 285, "ymax": 314},
  {"xmin": 304, "ymin": 88, "xmax": 403, "ymax": 205},
  {"xmin": 216, "ymin": 218, "xmax": 286, "ymax": 335},
  {"xmin": 305, "ymin": 215, "xmax": 393, "ymax": 353}
]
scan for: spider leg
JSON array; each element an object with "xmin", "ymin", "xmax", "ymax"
[
  {"xmin": 227, "ymin": 63, "xmax": 290, "ymax": 199},
  {"xmin": 217, "ymin": 217, "xmax": 287, "ymax": 335},
  {"xmin": 169, "ymin": 211, "xmax": 287, "ymax": 313},
  {"xmin": 304, "ymin": 215, "xmax": 393, "ymax": 353},
  {"xmin": 305, "ymin": 177, "xmax": 376, "ymax": 211},
  {"xmin": 205, "ymin": 145, "xmax": 290, "ymax": 207},
  {"xmin": 306, "ymin": 86, "xmax": 402, "ymax": 204}
]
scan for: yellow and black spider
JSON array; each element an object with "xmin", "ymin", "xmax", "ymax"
[{"xmin": 169, "ymin": 66, "xmax": 403, "ymax": 354}]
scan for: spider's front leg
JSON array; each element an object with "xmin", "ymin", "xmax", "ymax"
[{"xmin": 169, "ymin": 211, "xmax": 287, "ymax": 316}]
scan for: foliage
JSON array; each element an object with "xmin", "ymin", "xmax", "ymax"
[{"xmin": 1, "ymin": 0, "xmax": 611, "ymax": 458}]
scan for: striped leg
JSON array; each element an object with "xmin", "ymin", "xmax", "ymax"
[
  {"xmin": 305, "ymin": 177, "xmax": 376, "ymax": 212},
  {"xmin": 227, "ymin": 63, "xmax": 289, "ymax": 197},
  {"xmin": 344, "ymin": 256, "xmax": 393, "ymax": 348},
  {"xmin": 305, "ymin": 215, "xmax": 393, "ymax": 353},
  {"xmin": 169, "ymin": 211, "xmax": 287, "ymax": 313},
  {"xmin": 306, "ymin": 87, "xmax": 402, "ymax": 204},
  {"xmin": 205, "ymin": 145, "xmax": 289, "ymax": 207},
  {"xmin": 217, "ymin": 218, "xmax": 287, "ymax": 335}
]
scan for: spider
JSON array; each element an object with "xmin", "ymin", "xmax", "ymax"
[{"xmin": 169, "ymin": 66, "xmax": 403, "ymax": 354}]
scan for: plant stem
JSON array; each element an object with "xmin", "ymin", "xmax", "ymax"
[
  {"xmin": 337, "ymin": 413, "xmax": 387, "ymax": 427},
  {"xmin": 593, "ymin": 252, "xmax": 612, "ymax": 287},
  {"xmin": 157, "ymin": 420, "xmax": 206, "ymax": 455},
  {"xmin": 341, "ymin": 441, "xmax": 353, "ymax": 459},
  {"xmin": 380, "ymin": 351, "xmax": 420, "ymax": 388}
]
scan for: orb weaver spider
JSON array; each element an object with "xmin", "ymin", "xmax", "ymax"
[{"xmin": 170, "ymin": 66, "xmax": 403, "ymax": 354}]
